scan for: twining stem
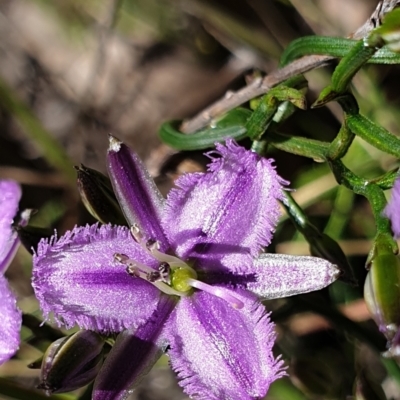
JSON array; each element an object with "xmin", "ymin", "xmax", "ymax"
[
  {"xmin": 181, "ymin": 0, "xmax": 400, "ymax": 133},
  {"xmin": 328, "ymin": 160, "xmax": 391, "ymax": 236}
]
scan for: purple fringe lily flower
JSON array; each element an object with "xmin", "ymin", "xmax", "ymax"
[
  {"xmin": 384, "ymin": 176, "xmax": 400, "ymax": 237},
  {"xmin": 0, "ymin": 180, "xmax": 23, "ymax": 365},
  {"xmin": 33, "ymin": 138, "xmax": 339, "ymax": 400}
]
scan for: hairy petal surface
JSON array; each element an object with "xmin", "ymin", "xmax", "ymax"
[
  {"xmin": 164, "ymin": 140, "xmax": 286, "ymax": 273},
  {"xmin": 107, "ymin": 136, "xmax": 169, "ymax": 250},
  {"xmin": 33, "ymin": 224, "xmax": 161, "ymax": 332},
  {"xmin": 0, "ymin": 275, "xmax": 21, "ymax": 364},
  {"xmin": 93, "ymin": 295, "xmax": 176, "ymax": 400},
  {"xmin": 244, "ymin": 253, "xmax": 340, "ymax": 299},
  {"xmin": 384, "ymin": 177, "xmax": 400, "ymax": 238},
  {"xmin": 166, "ymin": 290, "xmax": 285, "ymax": 400},
  {"xmin": 0, "ymin": 180, "xmax": 21, "ymax": 273}
]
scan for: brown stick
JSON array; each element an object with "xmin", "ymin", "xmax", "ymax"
[{"xmin": 180, "ymin": 0, "xmax": 400, "ymax": 134}]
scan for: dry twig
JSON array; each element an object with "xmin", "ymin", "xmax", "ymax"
[{"xmin": 181, "ymin": 0, "xmax": 400, "ymax": 133}]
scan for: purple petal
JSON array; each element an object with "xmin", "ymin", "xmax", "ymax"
[
  {"xmin": 245, "ymin": 253, "xmax": 340, "ymax": 299},
  {"xmin": 107, "ymin": 136, "xmax": 169, "ymax": 250},
  {"xmin": 163, "ymin": 140, "xmax": 286, "ymax": 273},
  {"xmin": 93, "ymin": 295, "xmax": 176, "ymax": 400},
  {"xmin": 0, "ymin": 275, "xmax": 21, "ymax": 365},
  {"xmin": 166, "ymin": 290, "xmax": 285, "ymax": 400},
  {"xmin": 384, "ymin": 177, "xmax": 400, "ymax": 238},
  {"xmin": 0, "ymin": 180, "xmax": 21, "ymax": 273},
  {"xmin": 33, "ymin": 224, "xmax": 162, "ymax": 332}
]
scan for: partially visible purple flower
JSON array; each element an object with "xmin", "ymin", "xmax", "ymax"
[
  {"xmin": 384, "ymin": 176, "xmax": 400, "ymax": 237},
  {"xmin": 0, "ymin": 180, "xmax": 22, "ymax": 365},
  {"xmin": 33, "ymin": 139, "xmax": 339, "ymax": 400}
]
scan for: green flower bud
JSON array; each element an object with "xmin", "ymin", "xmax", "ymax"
[
  {"xmin": 364, "ymin": 243, "xmax": 400, "ymax": 341},
  {"xmin": 38, "ymin": 330, "xmax": 105, "ymax": 394},
  {"xmin": 76, "ymin": 164, "xmax": 127, "ymax": 226}
]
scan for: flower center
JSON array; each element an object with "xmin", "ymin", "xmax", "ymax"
[{"xmin": 114, "ymin": 225, "xmax": 244, "ymax": 309}]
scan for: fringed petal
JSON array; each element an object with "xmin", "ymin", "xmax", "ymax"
[
  {"xmin": 107, "ymin": 136, "xmax": 169, "ymax": 250},
  {"xmin": 166, "ymin": 290, "xmax": 285, "ymax": 400},
  {"xmin": 32, "ymin": 224, "xmax": 161, "ymax": 332},
  {"xmin": 164, "ymin": 140, "xmax": 286, "ymax": 273},
  {"xmin": 0, "ymin": 180, "xmax": 21, "ymax": 273},
  {"xmin": 245, "ymin": 253, "xmax": 340, "ymax": 299},
  {"xmin": 93, "ymin": 295, "xmax": 176, "ymax": 400},
  {"xmin": 384, "ymin": 177, "xmax": 400, "ymax": 238},
  {"xmin": 0, "ymin": 275, "xmax": 21, "ymax": 364}
]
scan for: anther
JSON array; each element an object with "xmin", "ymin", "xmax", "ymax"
[
  {"xmin": 126, "ymin": 264, "xmax": 139, "ymax": 277},
  {"xmin": 114, "ymin": 253, "xmax": 130, "ymax": 263},
  {"xmin": 159, "ymin": 262, "xmax": 171, "ymax": 284},
  {"xmin": 130, "ymin": 224, "xmax": 143, "ymax": 243},
  {"xmin": 147, "ymin": 271, "xmax": 161, "ymax": 282},
  {"xmin": 146, "ymin": 239, "xmax": 160, "ymax": 252},
  {"xmin": 113, "ymin": 251, "xmax": 185, "ymax": 297}
]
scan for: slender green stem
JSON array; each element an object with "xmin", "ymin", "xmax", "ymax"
[
  {"xmin": 280, "ymin": 36, "xmax": 400, "ymax": 67},
  {"xmin": 326, "ymin": 122, "xmax": 355, "ymax": 161},
  {"xmin": 246, "ymin": 76, "xmax": 307, "ymax": 141},
  {"xmin": 267, "ymin": 131, "xmax": 329, "ymax": 161},
  {"xmin": 329, "ymin": 160, "xmax": 391, "ymax": 235},
  {"xmin": 346, "ymin": 114, "xmax": 400, "ymax": 158},
  {"xmin": 331, "ymin": 35, "xmax": 384, "ymax": 93}
]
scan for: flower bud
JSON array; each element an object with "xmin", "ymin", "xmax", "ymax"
[
  {"xmin": 75, "ymin": 164, "xmax": 126, "ymax": 225},
  {"xmin": 364, "ymin": 243, "xmax": 400, "ymax": 341},
  {"xmin": 17, "ymin": 225, "xmax": 53, "ymax": 254},
  {"xmin": 38, "ymin": 330, "xmax": 105, "ymax": 394}
]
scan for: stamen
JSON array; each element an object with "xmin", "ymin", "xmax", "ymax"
[
  {"xmin": 159, "ymin": 262, "xmax": 171, "ymax": 284},
  {"xmin": 186, "ymin": 278, "xmax": 244, "ymax": 309},
  {"xmin": 129, "ymin": 224, "xmax": 187, "ymax": 267},
  {"xmin": 130, "ymin": 224, "xmax": 143, "ymax": 243},
  {"xmin": 115, "ymin": 253, "xmax": 158, "ymax": 281},
  {"xmin": 150, "ymin": 247, "xmax": 187, "ymax": 266},
  {"xmin": 114, "ymin": 253, "xmax": 186, "ymax": 297}
]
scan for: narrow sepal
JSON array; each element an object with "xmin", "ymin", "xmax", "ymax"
[
  {"xmin": 33, "ymin": 224, "xmax": 161, "ymax": 332},
  {"xmin": 107, "ymin": 136, "xmax": 169, "ymax": 250},
  {"xmin": 0, "ymin": 275, "xmax": 21, "ymax": 364},
  {"xmin": 164, "ymin": 140, "xmax": 286, "ymax": 273},
  {"xmin": 166, "ymin": 291, "xmax": 285, "ymax": 400},
  {"xmin": 76, "ymin": 164, "xmax": 127, "ymax": 226},
  {"xmin": 39, "ymin": 330, "xmax": 105, "ymax": 394},
  {"xmin": 93, "ymin": 295, "xmax": 176, "ymax": 400},
  {"xmin": 246, "ymin": 253, "xmax": 340, "ymax": 299}
]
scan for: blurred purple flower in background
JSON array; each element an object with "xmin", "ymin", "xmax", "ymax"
[
  {"xmin": 0, "ymin": 180, "xmax": 22, "ymax": 365},
  {"xmin": 33, "ymin": 139, "xmax": 339, "ymax": 400},
  {"xmin": 384, "ymin": 176, "xmax": 400, "ymax": 237}
]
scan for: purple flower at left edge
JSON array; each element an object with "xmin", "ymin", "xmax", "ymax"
[
  {"xmin": 0, "ymin": 180, "xmax": 23, "ymax": 365},
  {"xmin": 32, "ymin": 138, "xmax": 340, "ymax": 400},
  {"xmin": 384, "ymin": 176, "xmax": 400, "ymax": 237}
]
